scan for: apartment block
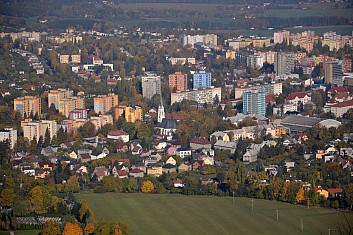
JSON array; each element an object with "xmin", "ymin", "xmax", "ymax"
[
  {"xmin": 59, "ymin": 96, "xmax": 85, "ymax": 117},
  {"xmin": 114, "ymin": 105, "xmax": 143, "ymax": 123},
  {"xmin": 23, "ymin": 120, "xmax": 58, "ymax": 143},
  {"xmin": 69, "ymin": 109, "xmax": 88, "ymax": 120},
  {"xmin": 169, "ymin": 72, "xmax": 188, "ymax": 91},
  {"xmin": 235, "ymin": 82, "xmax": 282, "ymax": 99},
  {"xmin": 94, "ymin": 93, "xmax": 119, "ymax": 114},
  {"xmin": 243, "ymin": 91, "xmax": 266, "ymax": 117},
  {"xmin": 170, "ymin": 87, "xmax": 221, "ymax": 105},
  {"xmin": 0, "ymin": 128, "xmax": 17, "ymax": 149},
  {"xmin": 193, "ymin": 71, "xmax": 211, "ymax": 89},
  {"xmin": 14, "ymin": 96, "xmax": 41, "ymax": 117},
  {"xmin": 142, "ymin": 74, "xmax": 161, "ymax": 99},
  {"xmin": 274, "ymin": 52, "xmax": 295, "ymax": 75},
  {"xmin": 168, "ymin": 57, "xmax": 195, "ymax": 65},
  {"xmin": 48, "ymin": 88, "xmax": 73, "ymax": 109}
]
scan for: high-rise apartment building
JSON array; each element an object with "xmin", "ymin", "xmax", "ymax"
[
  {"xmin": 243, "ymin": 91, "xmax": 266, "ymax": 117},
  {"xmin": 193, "ymin": 71, "xmax": 212, "ymax": 89},
  {"xmin": 274, "ymin": 52, "xmax": 295, "ymax": 75},
  {"xmin": 235, "ymin": 82, "xmax": 282, "ymax": 99},
  {"xmin": 48, "ymin": 89, "xmax": 73, "ymax": 109},
  {"xmin": 324, "ymin": 61, "xmax": 343, "ymax": 85},
  {"xmin": 14, "ymin": 96, "xmax": 41, "ymax": 117},
  {"xmin": 273, "ymin": 30, "xmax": 290, "ymax": 44},
  {"xmin": 23, "ymin": 120, "xmax": 58, "ymax": 143},
  {"xmin": 169, "ymin": 72, "xmax": 188, "ymax": 91},
  {"xmin": 94, "ymin": 93, "xmax": 119, "ymax": 114},
  {"xmin": 142, "ymin": 74, "xmax": 161, "ymax": 99},
  {"xmin": 59, "ymin": 96, "xmax": 85, "ymax": 117},
  {"xmin": 114, "ymin": 105, "xmax": 143, "ymax": 123},
  {"xmin": 171, "ymin": 87, "xmax": 221, "ymax": 105},
  {"xmin": 0, "ymin": 128, "xmax": 17, "ymax": 149}
]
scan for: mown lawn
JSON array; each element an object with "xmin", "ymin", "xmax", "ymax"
[{"xmin": 76, "ymin": 192, "xmax": 353, "ymax": 235}]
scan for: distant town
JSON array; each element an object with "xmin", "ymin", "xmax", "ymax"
[{"xmin": 0, "ymin": 0, "xmax": 353, "ymax": 234}]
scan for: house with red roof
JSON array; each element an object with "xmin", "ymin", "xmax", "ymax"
[
  {"xmin": 129, "ymin": 168, "xmax": 145, "ymax": 178},
  {"xmin": 190, "ymin": 137, "xmax": 211, "ymax": 150},
  {"xmin": 328, "ymin": 86, "xmax": 347, "ymax": 98},
  {"xmin": 327, "ymin": 188, "xmax": 343, "ymax": 199},
  {"xmin": 330, "ymin": 100, "xmax": 353, "ymax": 117},
  {"xmin": 285, "ymin": 92, "xmax": 311, "ymax": 106},
  {"xmin": 107, "ymin": 130, "xmax": 129, "ymax": 143}
]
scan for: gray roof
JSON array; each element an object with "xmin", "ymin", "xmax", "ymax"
[
  {"xmin": 156, "ymin": 118, "xmax": 177, "ymax": 129},
  {"xmin": 281, "ymin": 115, "xmax": 322, "ymax": 133}
]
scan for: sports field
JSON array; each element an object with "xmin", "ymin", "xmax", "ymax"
[{"xmin": 76, "ymin": 192, "xmax": 353, "ymax": 235}]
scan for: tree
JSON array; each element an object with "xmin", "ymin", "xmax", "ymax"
[
  {"xmin": 64, "ymin": 175, "xmax": 80, "ymax": 193},
  {"xmin": 41, "ymin": 220, "xmax": 60, "ymax": 235},
  {"xmin": 78, "ymin": 200, "xmax": 95, "ymax": 223},
  {"xmin": 44, "ymin": 127, "xmax": 51, "ymax": 147},
  {"xmin": 78, "ymin": 122, "xmax": 96, "ymax": 138},
  {"xmin": 84, "ymin": 223, "xmax": 95, "ymax": 235},
  {"xmin": 0, "ymin": 189, "xmax": 14, "ymax": 208},
  {"xmin": 345, "ymin": 183, "xmax": 353, "ymax": 210},
  {"xmin": 62, "ymin": 222, "xmax": 83, "ymax": 235},
  {"xmin": 29, "ymin": 186, "xmax": 50, "ymax": 214},
  {"xmin": 296, "ymin": 188, "xmax": 305, "ymax": 204},
  {"xmin": 141, "ymin": 180, "xmax": 154, "ymax": 193}
]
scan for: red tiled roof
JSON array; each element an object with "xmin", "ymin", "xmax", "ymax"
[
  {"xmin": 117, "ymin": 170, "xmax": 128, "ymax": 176},
  {"xmin": 332, "ymin": 99, "xmax": 353, "ymax": 108},
  {"xmin": 116, "ymin": 142, "xmax": 126, "ymax": 149},
  {"xmin": 266, "ymin": 95, "xmax": 276, "ymax": 104},
  {"xmin": 328, "ymin": 87, "xmax": 347, "ymax": 93},
  {"xmin": 327, "ymin": 188, "xmax": 343, "ymax": 196},
  {"xmin": 190, "ymin": 137, "xmax": 210, "ymax": 145},
  {"xmin": 130, "ymin": 168, "xmax": 144, "ymax": 173},
  {"xmin": 286, "ymin": 92, "xmax": 309, "ymax": 100}
]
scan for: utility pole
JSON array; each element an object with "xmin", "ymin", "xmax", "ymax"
[
  {"xmin": 276, "ymin": 209, "xmax": 279, "ymax": 222},
  {"xmin": 301, "ymin": 218, "xmax": 303, "ymax": 232},
  {"xmin": 232, "ymin": 191, "xmax": 235, "ymax": 203},
  {"xmin": 251, "ymin": 198, "xmax": 254, "ymax": 211},
  {"xmin": 307, "ymin": 198, "xmax": 310, "ymax": 209},
  {"xmin": 328, "ymin": 227, "xmax": 331, "ymax": 235}
]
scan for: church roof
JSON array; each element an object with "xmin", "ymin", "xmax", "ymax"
[{"xmin": 156, "ymin": 118, "xmax": 177, "ymax": 129}]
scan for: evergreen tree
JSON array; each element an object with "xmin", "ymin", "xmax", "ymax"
[{"xmin": 44, "ymin": 127, "xmax": 51, "ymax": 147}]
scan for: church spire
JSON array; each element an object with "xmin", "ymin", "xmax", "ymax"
[{"xmin": 157, "ymin": 94, "xmax": 165, "ymax": 123}]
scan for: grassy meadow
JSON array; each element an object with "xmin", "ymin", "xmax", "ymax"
[{"xmin": 76, "ymin": 192, "xmax": 353, "ymax": 235}]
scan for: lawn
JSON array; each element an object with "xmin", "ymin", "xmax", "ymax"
[{"xmin": 76, "ymin": 192, "xmax": 353, "ymax": 235}]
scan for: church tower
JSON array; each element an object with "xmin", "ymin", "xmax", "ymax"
[{"xmin": 157, "ymin": 94, "xmax": 165, "ymax": 123}]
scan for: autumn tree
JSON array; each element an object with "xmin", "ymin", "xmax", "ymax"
[
  {"xmin": 64, "ymin": 175, "xmax": 80, "ymax": 193},
  {"xmin": 41, "ymin": 220, "xmax": 61, "ymax": 235},
  {"xmin": 141, "ymin": 180, "xmax": 154, "ymax": 193},
  {"xmin": 29, "ymin": 186, "xmax": 51, "ymax": 214},
  {"xmin": 78, "ymin": 200, "xmax": 95, "ymax": 223},
  {"xmin": 62, "ymin": 222, "xmax": 83, "ymax": 235},
  {"xmin": 84, "ymin": 223, "xmax": 95, "ymax": 235},
  {"xmin": 345, "ymin": 183, "xmax": 353, "ymax": 210},
  {"xmin": 296, "ymin": 188, "xmax": 305, "ymax": 204},
  {"xmin": 0, "ymin": 189, "xmax": 14, "ymax": 208}
]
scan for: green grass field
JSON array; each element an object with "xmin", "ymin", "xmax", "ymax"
[{"xmin": 76, "ymin": 192, "xmax": 353, "ymax": 235}]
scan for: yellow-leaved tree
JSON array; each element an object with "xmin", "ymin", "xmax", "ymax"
[{"xmin": 141, "ymin": 180, "xmax": 154, "ymax": 193}]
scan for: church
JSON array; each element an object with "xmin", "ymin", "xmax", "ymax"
[{"xmin": 154, "ymin": 94, "xmax": 177, "ymax": 140}]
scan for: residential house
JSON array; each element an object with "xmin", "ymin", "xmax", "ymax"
[
  {"xmin": 116, "ymin": 142, "xmax": 128, "ymax": 152},
  {"xmin": 162, "ymin": 164, "xmax": 177, "ymax": 173},
  {"xmin": 176, "ymin": 148, "xmax": 192, "ymax": 159},
  {"xmin": 213, "ymin": 140, "xmax": 236, "ymax": 153},
  {"xmin": 315, "ymin": 186, "xmax": 329, "ymax": 199},
  {"xmin": 165, "ymin": 156, "xmax": 177, "ymax": 166},
  {"xmin": 92, "ymin": 167, "xmax": 109, "ymax": 181},
  {"xmin": 327, "ymin": 188, "xmax": 343, "ymax": 199},
  {"xmin": 172, "ymin": 179, "xmax": 184, "ymax": 188},
  {"xmin": 285, "ymin": 91, "xmax": 311, "ymax": 107},
  {"xmin": 76, "ymin": 165, "xmax": 88, "ymax": 174},
  {"xmin": 178, "ymin": 163, "xmax": 192, "ymax": 172},
  {"xmin": 243, "ymin": 143, "xmax": 263, "ymax": 163},
  {"xmin": 90, "ymin": 151, "xmax": 107, "ymax": 160},
  {"xmin": 116, "ymin": 170, "xmax": 128, "ymax": 179},
  {"xmin": 147, "ymin": 166, "xmax": 163, "ymax": 177},
  {"xmin": 68, "ymin": 151, "xmax": 78, "ymax": 160},
  {"xmin": 190, "ymin": 137, "xmax": 211, "ymax": 150},
  {"xmin": 107, "ymin": 130, "xmax": 130, "ymax": 143},
  {"xmin": 38, "ymin": 162, "xmax": 53, "ymax": 170},
  {"xmin": 112, "ymin": 158, "xmax": 131, "ymax": 168},
  {"xmin": 35, "ymin": 169, "xmax": 50, "ymax": 180},
  {"xmin": 167, "ymin": 146, "xmax": 177, "ymax": 156},
  {"xmin": 210, "ymin": 131, "xmax": 230, "ymax": 142},
  {"xmin": 129, "ymin": 168, "xmax": 145, "ymax": 178},
  {"xmin": 130, "ymin": 142, "xmax": 143, "ymax": 155}
]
